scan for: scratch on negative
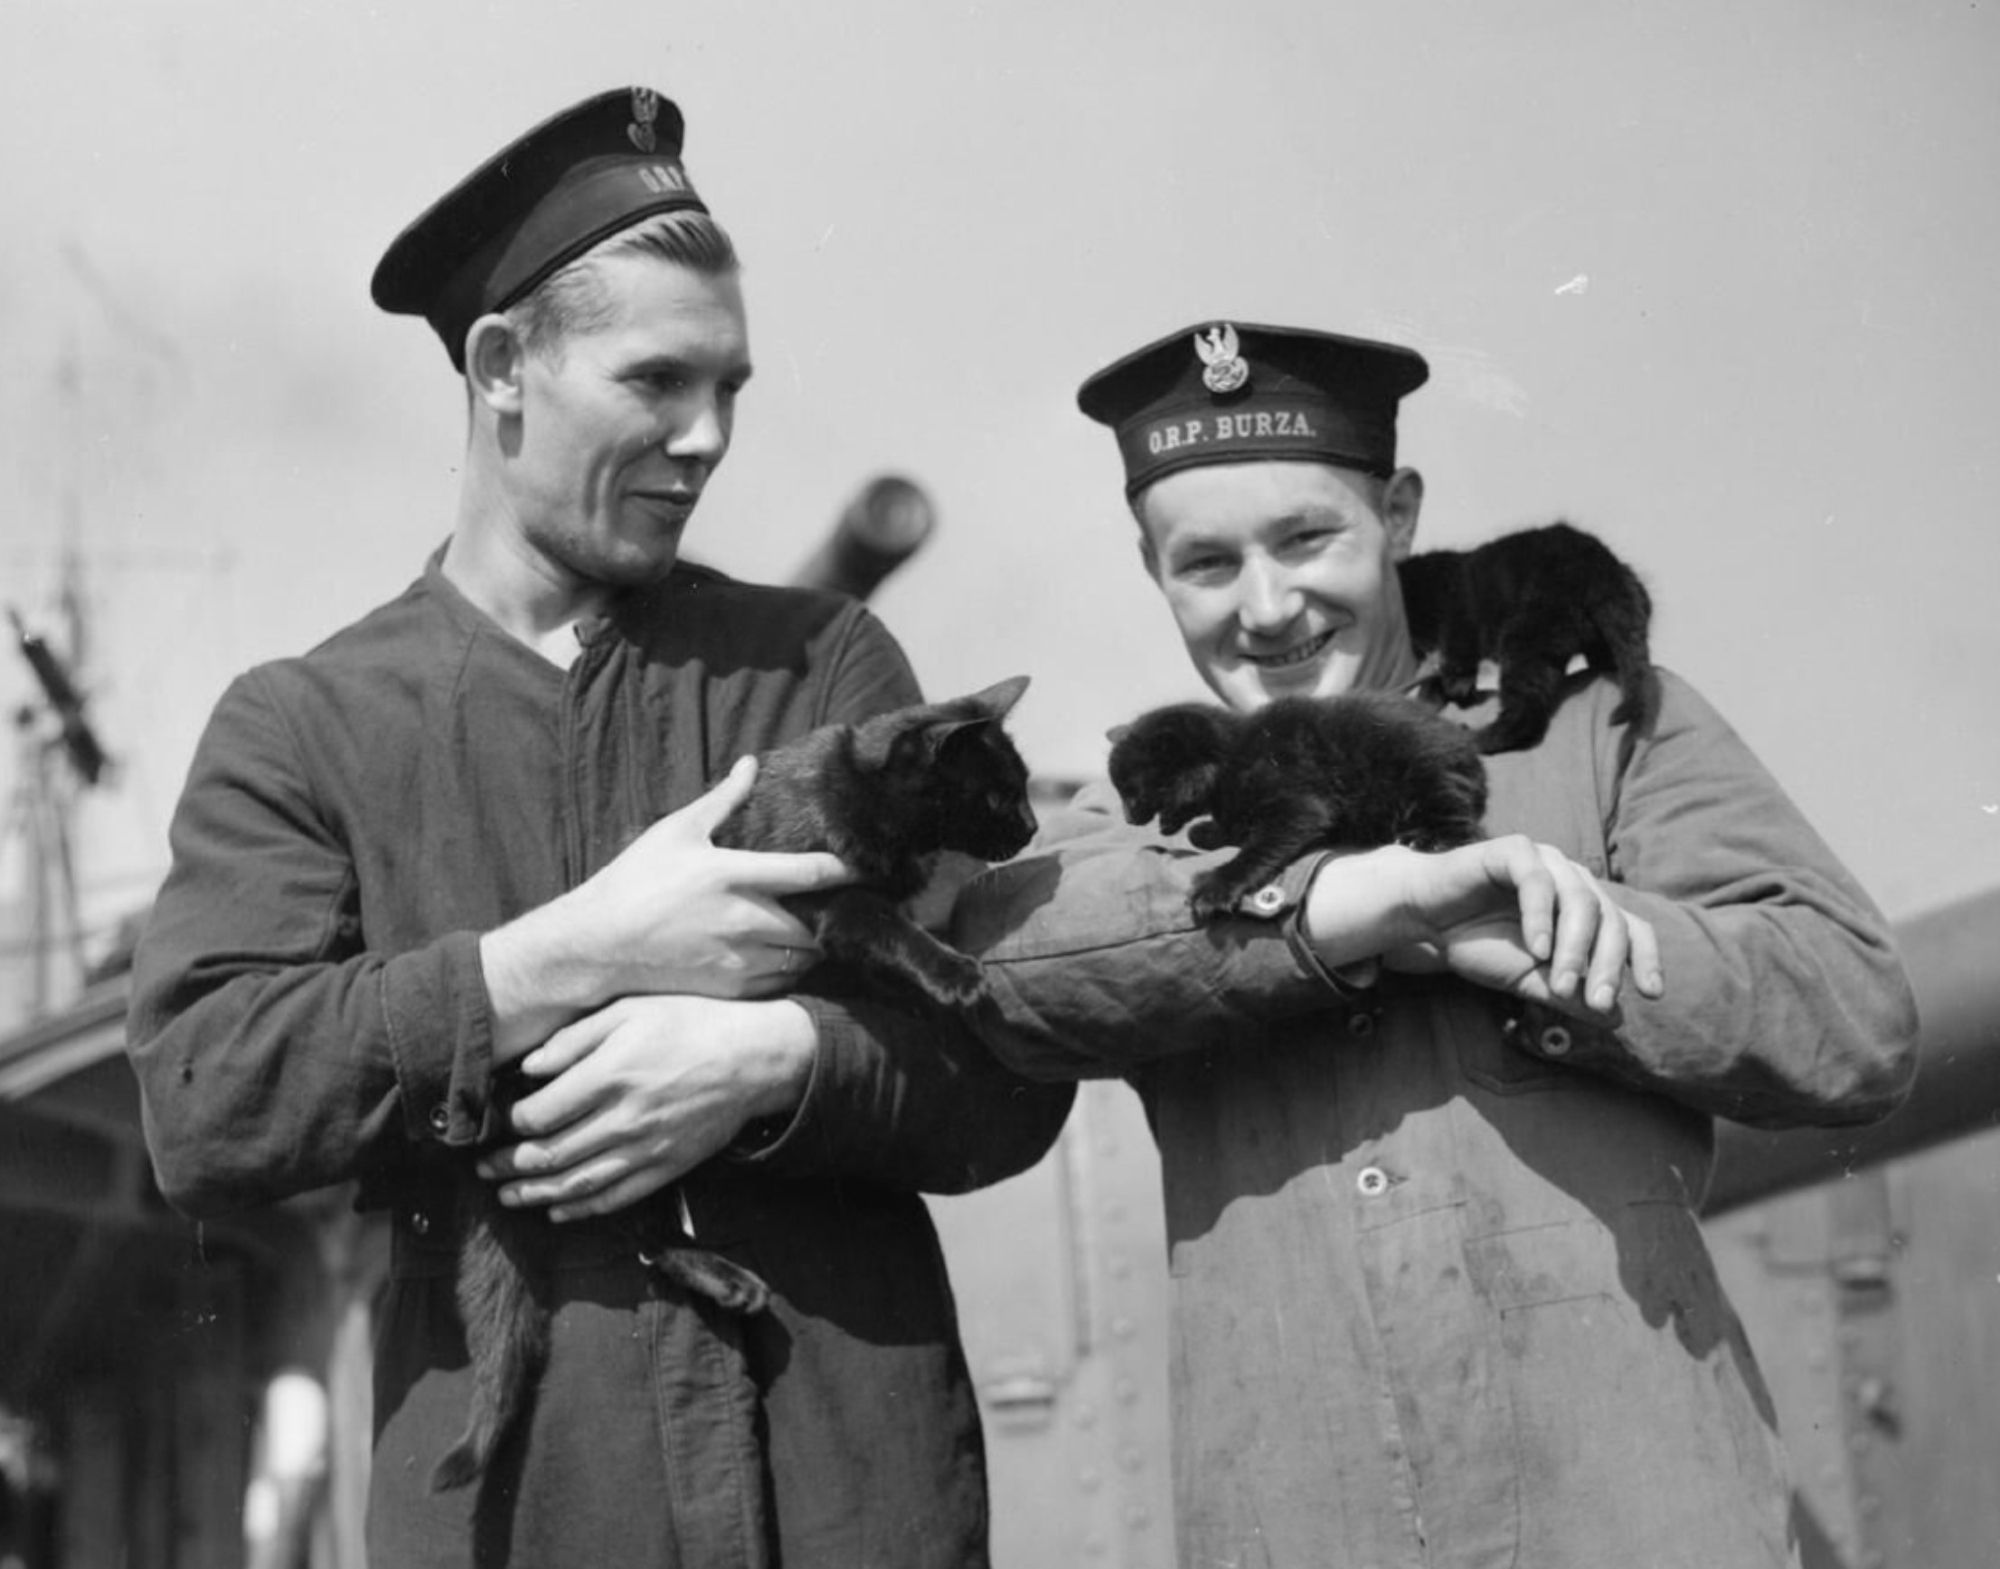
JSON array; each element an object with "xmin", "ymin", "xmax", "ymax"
[{"xmin": 1499, "ymin": 1290, "xmax": 1619, "ymax": 1316}]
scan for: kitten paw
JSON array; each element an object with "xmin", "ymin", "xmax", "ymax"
[
  {"xmin": 645, "ymin": 1249, "xmax": 772, "ymax": 1315},
  {"xmin": 1189, "ymin": 871, "xmax": 1252, "ymax": 922},
  {"xmin": 1186, "ymin": 819, "xmax": 1229, "ymax": 851},
  {"xmin": 917, "ymin": 953, "xmax": 989, "ymax": 1010}
]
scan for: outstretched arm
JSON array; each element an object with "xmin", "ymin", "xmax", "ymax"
[{"xmin": 954, "ymin": 781, "xmax": 1652, "ymax": 1080}]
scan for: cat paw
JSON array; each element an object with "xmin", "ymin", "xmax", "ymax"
[
  {"xmin": 918, "ymin": 953, "xmax": 989, "ymax": 1010},
  {"xmin": 1188, "ymin": 872, "xmax": 1252, "ymax": 922},
  {"xmin": 645, "ymin": 1249, "xmax": 772, "ymax": 1315},
  {"xmin": 1471, "ymin": 717, "xmax": 1550, "ymax": 755},
  {"xmin": 1186, "ymin": 818, "xmax": 1229, "ymax": 851}
]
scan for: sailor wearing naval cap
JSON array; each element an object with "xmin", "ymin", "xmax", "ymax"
[
  {"xmin": 127, "ymin": 88, "xmax": 1071, "ymax": 1568},
  {"xmin": 371, "ymin": 87, "xmax": 712, "ymax": 371},
  {"xmin": 1081, "ymin": 320, "xmax": 1432, "ymax": 712},
  {"xmin": 951, "ymin": 314, "xmax": 1914, "ymax": 1567}
]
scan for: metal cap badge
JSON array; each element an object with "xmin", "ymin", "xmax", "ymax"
[
  {"xmin": 1195, "ymin": 323, "xmax": 1250, "ymax": 395},
  {"xmin": 371, "ymin": 87, "xmax": 712, "ymax": 371},
  {"xmin": 1077, "ymin": 319, "xmax": 1431, "ymax": 497},
  {"xmin": 628, "ymin": 87, "xmax": 661, "ymax": 152}
]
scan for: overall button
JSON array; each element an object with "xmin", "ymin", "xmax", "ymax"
[
  {"xmin": 1246, "ymin": 884, "xmax": 1286, "ymax": 916},
  {"xmin": 409, "ymin": 1209, "xmax": 432, "ymax": 1236},
  {"xmin": 1539, "ymin": 1025, "xmax": 1573, "ymax": 1058},
  {"xmin": 428, "ymin": 1103, "xmax": 451, "ymax": 1134},
  {"xmin": 1356, "ymin": 1166, "xmax": 1390, "ymax": 1197},
  {"xmin": 1347, "ymin": 1010, "xmax": 1377, "ymax": 1038}
]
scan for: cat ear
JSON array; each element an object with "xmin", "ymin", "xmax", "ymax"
[
  {"xmin": 854, "ymin": 677, "xmax": 1030, "ymax": 774},
  {"xmin": 961, "ymin": 674, "xmax": 1030, "ymax": 720},
  {"xmin": 889, "ymin": 677, "xmax": 1029, "ymax": 766}
]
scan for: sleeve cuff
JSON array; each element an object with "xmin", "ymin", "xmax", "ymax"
[
  {"xmin": 382, "ymin": 930, "xmax": 499, "ymax": 1148},
  {"xmin": 1258, "ymin": 851, "xmax": 1381, "ymax": 999},
  {"xmin": 722, "ymin": 997, "xmax": 831, "ymax": 1167}
]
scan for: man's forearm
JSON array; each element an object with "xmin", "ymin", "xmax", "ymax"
[
  {"xmin": 480, "ymin": 893, "xmax": 615, "ymax": 1065},
  {"xmin": 1298, "ymin": 847, "xmax": 1430, "ymax": 970}
]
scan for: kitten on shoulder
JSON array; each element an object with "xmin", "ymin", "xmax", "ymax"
[{"xmin": 1398, "ymin": 521, "xmax": 1657, "ymax": 754}]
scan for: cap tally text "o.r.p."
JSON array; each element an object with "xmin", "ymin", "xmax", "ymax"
[{"xmin": 1077, "ymin": 320, "xmax": 1430, "ymax": 497}]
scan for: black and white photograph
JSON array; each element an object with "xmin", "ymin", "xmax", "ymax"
[{"xmin": 1, "ymin": 3, "xmax": 1994, "ymax": 1565}]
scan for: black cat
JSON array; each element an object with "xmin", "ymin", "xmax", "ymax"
[
  {"xmin": 1109, "ymin": 689, "xmax": 1488, "ymax": 920},
  {"xmin": 1398, "ymin": 521, "xmax": 1656, "ymax": 754},
  {"xmin": 433, "ymin": 675, "xmax": 1037, "ymax": 1492}
]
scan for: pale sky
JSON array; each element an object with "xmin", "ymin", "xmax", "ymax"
[{"xmin": 2, "ymin": 0, "xmax": 1996, "ymax": 997}]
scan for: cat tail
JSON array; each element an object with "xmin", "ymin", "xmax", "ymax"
[
  {"xmin": 431, "ymin": 1209, "xmax": 549, "ymax": 1493},
  {"xmin": 1588, "ymin": 566, "xmax": 1660, "ymax": 733}
]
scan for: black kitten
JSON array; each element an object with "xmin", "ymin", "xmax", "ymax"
[
  {"xmin": 434, "ymin": 676, "xmax": 1037, "ymax": 1492},
  {"xmin": 1109, "ymin": 690, "xmax": 1488, "ymax": 920},
  {"xmin": 1398, "ymin": 521, "xmax": 1656, "ymax": 754}
]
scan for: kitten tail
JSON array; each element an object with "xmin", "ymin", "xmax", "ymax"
[
  {"xmin": 431, "ymin": 1212, "xmax": 549, "ymax": 1492},
  {"xmin": 1591, "ymin": 572, "xmax": 1660, "ymax": 732}
]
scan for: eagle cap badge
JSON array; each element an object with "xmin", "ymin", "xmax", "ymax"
[
  {"xmin": 1194, "ymin": 322, "xmax": 1250, "ymax": 395},
  {"xmin": 628, "ymin": 87, "xmax": 660, "ymax": 152}
]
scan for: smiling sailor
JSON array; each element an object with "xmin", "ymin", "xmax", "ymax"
[{"xmin": 952, "ymin": 314, "xmax": 1917, "ymax": 1568}]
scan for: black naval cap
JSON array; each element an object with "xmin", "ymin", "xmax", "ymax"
[
  {"xmin": 1077, "ymin": 321, "xmax": 1430, "ymax": 497},
  {"xmin": 371, "ymin": 87, "xmax": 711, "ymax": 371}
]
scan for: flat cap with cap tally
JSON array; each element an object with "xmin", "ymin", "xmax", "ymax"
[
  {"xmin": 371, "ymin": 87, "xmax": 710, "ymax": 371},
  {"xmin": 1077, "ymin": 321, "xmax": 1430, "ymax": 498}
]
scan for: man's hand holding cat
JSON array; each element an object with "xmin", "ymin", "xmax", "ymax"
[
  {"xmin": 1304, "ymin": 837, "xmax": 1663, "ymax": 1020},
  {"xmin": 480, "ymin": 756, "xmax": 853, "ymax": 1063},
  {"xmin": 476, "ymin": 994, "xmax": 816, "ymax": 1222}
]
